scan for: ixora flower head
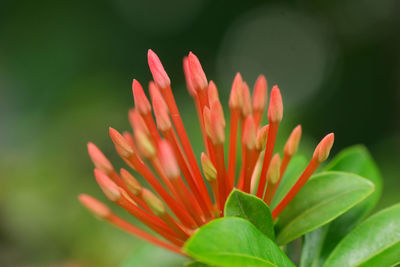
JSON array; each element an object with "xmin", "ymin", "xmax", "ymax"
[
  {"xmin": 79, "ymin": 50, "xmax": 397, "ymax": 267},
  {"xmin": 81, "ymin": 49, "xmax": 333, "ymax": 251}
]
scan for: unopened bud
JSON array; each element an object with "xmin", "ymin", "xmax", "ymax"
[
  {"xmin": 229, "ymin": 73, "xmax": 243, "ymax": 109},
  {"xmin": 241, "ymin": 82, "xmax": 252, "ymax": 117},
  {"xmin": 256, "ymin": 125, "xmax": 269, "ymax": 150},
  {"xmin": 267, "ymin": 154, "xmax": 281, "ymax": 184},
  {"xmin": 109, "ymin": 127, "xmax": 134, "ymax": 158},
  {"xmin": 203, "ymin": 107, "xmax": 212, "ymax": 138},
  {"xmin": 79, "ymin": 194, "xmax": 111, "ymax": 219},
  {"xmin": 313, "ymin": 133, "xmax": 335, "ymax": 163},
  {"xmin": 188, "ymin": 52, "xmax": 208, "ymax": 90},
  {"xmin": 208, "ymin": 81, "xmax": 220, "ymax": 104},
  {"xmin": 152, "ymin": 91, "xmax": 171, "ymax": 131},
  {"xmin": 132, "ymin": 79, "xmax": 151, "ymax": 115},
  {"xmin": 158, "ymin": 140, "xmax": 180, "ymax": 178},
  {"xmin": 119, "ymin": 187, "xmax": 137, "ymax": 206},
  {"xmin": 87, "ymin": 142, "xmax": 114, "ymax": 174},
  {"xmin": 183, "ymin": 57, "xmax": 196, "ymax": 96},
  {"xmin": 149, "ymin": 81, "xmax": 168, "ymax": 111},
  {"xmin": 120, "ymin": 168, "xmax": 142, "ymax": 196},
  {"xmin": 128, "ymin": 109, "xmax": 149, "ymax": 135},
  {"xmin": 94, "ymin": 169, "xmax": 121, "ymax": 202},
  {"xmin": 201, "ymin": 152, "xmax": 217, "ymax": 182},
  {"xmin": 252, "ymin": 75, "xmax": 268, "ymax": 111},
  {"xmin": 210, "ymin": 102, "xmax": 225, "ymax": 144},
  {"xmin": 284, "ymin": 125, "xmax": 302, "ymax": 156},
  {"xmin": 242, "ymin": 116, "xmax": 256, "ymax": 150},
  {"xmin": 267, "ymin": 86, "xmax": 283, "ymax": 123},
  {"xmin": 147, "ymin": 49, "xmax": 170, "ymax": 89},
  {"xmin": 134, "ymin": 131, "xmax": 156, "ymax": 158},
  {"xmin": 142, "ymin": 188, "xmax": 165, "ymax": 216}
]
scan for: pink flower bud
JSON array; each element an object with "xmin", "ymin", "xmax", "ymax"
[
  {"xmin": 229, "ymin": 73, "xmax": 243, "ymax": 109},
  {"xmin": 152, "ymin": 90, "xmax": 171, "ymax": 131},
  {"xmin": 120, "ymin": 168, "xmax": 142, "ymax": 196},
  {"xmin": 210, "ymin": 102, "xmax": 225, "ymax": 144},
  {"xmin": 158, "ymin": 140, "xmax": 180, "ymax": 179},
  {"xmin": 87, "ymin": 142, "xmax": 114, "ymax": 174},
  {"xmin": 188, "ymin": 52, "xmax": 208, "ymax": 91},
  {"xmin": 132, "ymin": 79, "xmax": 151, "ymax": 115},
  {"xmin": 242, "ymin": 116, "xmax": 256, "ymax": 150},
  {"xmin": 94, "ymin": 169, "xmax": 121, "ymax": 202},
  {"xmin": 256, "ymin": 125, "xmax": 270, "ymax": 150},
  {"xmin": 241, "ymin": 82, "xmax": 252, "ymax": 117},
  {"xmin": 284, "ymin": 125, "xmax": 302, "ymax": 156},
  {"xmin": 147, "ymin": 49, "xmax": 171, "ymax": 89},
  {"xmin": 109, "ymin": 127, "xmax": 134, "ymax": 158},
  {"xmin": 267, "ymin": 86, "xmax": 283, "ymax": 123},
  {"xmin": 79, "ymin": 194, "xmax": 111, "ymax": 219},
  {"xmin": 252, "ymin": 75, "xmax": 268, "ymax": 111},
  {"xmin": 183, "ymin": 57, "xmax": 196, "ymax": 96},
  {"xmin": 208, "ymin": 81, "xmax": 220, "ymax": 104},
  {"xmin": 313, "ymin": 133, "xmax": 335, "ymax": 163}
]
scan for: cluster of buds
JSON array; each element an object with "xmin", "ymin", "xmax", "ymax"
[{"xmin": 79, "ymin": 50, "xmax": 334, "ymax": 254}]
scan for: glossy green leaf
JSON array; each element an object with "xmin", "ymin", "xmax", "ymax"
[
  {"xmin": 121, "ymin": 243, "xmax": 187, "ymax": 267},
  {"xmin": 301, "ymin": 146, "xmax": 382, "ymax": 267},
  {"xmin": 300, "ymin": 226, "xmax": 329, "ymax": 267},
  {"xmin": 183, "ymin": 218, "xmax": 295, "ymax": 267},
  {"xmin": 275, "ymin": 171, "xmax": 374, "ymax": 245},
  {"xmin": 225, "ymin": 189, "xmax": 274, "ymax": 240},
  {"xmin": 270, "ymin": 155, "xmax": 308, "ymax": 209},
  {"xmin": 324, "ymin": 203, "xmax": 400, "ymax": 267}
]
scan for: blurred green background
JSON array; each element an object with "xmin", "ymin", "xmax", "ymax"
[{"xmin": 1, "ymin": 0, "xmax": 399, "ymax": 266}]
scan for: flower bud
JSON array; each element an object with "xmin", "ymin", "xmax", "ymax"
[
  {"xmin": 252, "ymin": 75, "xmax": 268, "ymax": 111},
  {"xmin": 158, "ymin": 140, "xmax": 180, "ymax": 179},
  {"xmin": 142, "ymin": 188, "xmax": 165, "ymax": 216},
  {"xmin": 267, "ymin": 154, "xmax": 281, "ymax": 184},
  {"xmin": 284, "ymin": 125, "xmax": 302, "ymax": 156},
  {"xmin": 229, "ymin": 73, "xmax": 243, "ymax": 109},
  {"xmin": 242, "ymin": 116, "xmax": 256, "ymax": 150},
  {"xmin": 79, "ymin": 194, "xmax": 111, "ymax": 219},
  {"xmin": 313, "ymin": 133, "xmax": 335, "ymax": 163},
  {"xmin": 87, "ymin": 142, "xmax": 114, "ymax": 174},
  {"xmin": 188, "ymin": 52, "xmax": 208, "ymax": 91},
  {"xmin": 109, "ymin": 127, "xmax": 134, "ymax": 158},
  {"xmin": 94, "ymin": 169, "xmax": 121, "ymax": 202},
  {"xmin": 267, "ymin": 86, "xmax": 283, "ymax": 123},
  {"xmin": 201, "ymin": 152, "xmax": 217, "ymax": 182},
  {"xmin": 132, "ymin": 79, "xmax": 151, "ymax": 115},
  {"xmin": 241, "ymin": 82, "xmax": 252, "ymax": 117},
  {"xmin": 256, "ymin": 125, "xmax": 269, "ymax": 150},
  {"xmin": 120, "ymin": 168, "xmax": 142, "ymax": 196},
  {"xmin": 147, "ymin": 49, "xmax": 170, "ymax": 89}
]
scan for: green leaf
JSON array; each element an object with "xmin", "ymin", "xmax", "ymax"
[
  {"xmin": 301, "ymin": 145, "xmax": 383, "ymax": 267},
  {"xmin": 270, "ymin": 155, "xmax": 308, "ymax": 209},
  {"xmin": 225, "ymin": 189, "xmax": 274, "ymax": 240},
  {"xmin": 323, "ymin": 203, "xmax": 400, "ymax": 267},
  {"xmin": 183, "ymin": 217, "xmax": 295, "ymax": 267},
  {"xmin": 185, "ymin": 261, "xmax": 214, "ymax": 267},
  {"xmin": 300, "ymin": 226, "xmax": 329, "ymax": 267},
  {"xmin": 275, "ymin": 171, "xmax": 375, "ymax": 245},
  {"xmin": 121, "ymin": 243, "xmax": 187, "ymax": 267}
]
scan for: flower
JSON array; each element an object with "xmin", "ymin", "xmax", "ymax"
[{"xmin": 79, "ymin": 50, "xmax": 334, "ymax": 254}]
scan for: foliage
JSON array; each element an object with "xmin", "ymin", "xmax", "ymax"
[{"xmin": 123, "ymin": 145, "xmax": 400, "ymax": 267}]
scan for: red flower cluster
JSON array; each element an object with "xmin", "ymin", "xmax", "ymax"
[{"xmin": 79, "ymin": 50, "xmax": 334, "ymax": 254}]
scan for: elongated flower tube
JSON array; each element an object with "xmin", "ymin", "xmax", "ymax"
[{"xmin": 79, "ymin": 50, "xmax": 335, "ymax": 254}]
